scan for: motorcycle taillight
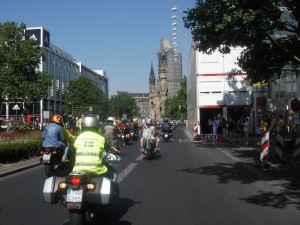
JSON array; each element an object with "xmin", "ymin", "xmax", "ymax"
[
  {"xmin": 71, "ymin": 177, "xmax": 81, "ymax": 185},
  {"xmin": 44, "ymin": 147, "xmax": 52, "ymax": 152}
]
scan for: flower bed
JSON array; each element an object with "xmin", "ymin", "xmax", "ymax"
[{"xmin": 0, "ymin": 131, "xmax": 43, "ymax": 163}]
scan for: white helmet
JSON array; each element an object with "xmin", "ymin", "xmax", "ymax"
[
  {"xmin": 146, "ymin": 118, "xmax": 152, "ymax": 125},
  {"xmin": 107, "ymin": 117, "xmax": 115, "ymax": 123}
]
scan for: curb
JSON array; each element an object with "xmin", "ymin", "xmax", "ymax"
[{"xmin": 0, "ymin": 158, "xmax": 41, "ymax": 178}]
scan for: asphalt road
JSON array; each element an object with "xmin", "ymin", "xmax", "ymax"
[{"xmin": 1, "ymin": 126, "xmax": 300, "ymax": 225}]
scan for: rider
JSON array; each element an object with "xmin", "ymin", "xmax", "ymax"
[
  {"xmin": 161, "ymin": 118, "xmax": 172, "ymax": 133},
  {"xmin": 140, "ymin": 119, "xmax": 160, "ymax": 153},
  {"xmin": 103, "ymin": 117, "xmax": 120, "ymax": 153},
  {"xmin": 103, "ymin": 117, "xmax": 119, "ymax": 141},
  {"xmin": 72, "ymin": 114, "xmax": 112, "ymax": 177},
  {"xmin": 42, "ymin": 114, "xmax": 66, "ymax": 162}
]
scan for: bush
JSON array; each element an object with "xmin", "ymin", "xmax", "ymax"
[{"xmin": 0, "ymin": 138, "xmax": 42, "ymax": 163}]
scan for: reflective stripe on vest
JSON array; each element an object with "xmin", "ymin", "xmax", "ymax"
[
  {"xmin": 75, "ymin": 162, "xmax": 102, "ymax": 167},
  {"xmin": 76, "ymin": 152, "xmax": 99, "ymax": 157}
]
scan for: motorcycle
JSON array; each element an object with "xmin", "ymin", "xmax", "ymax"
[
  {"xmin": 161, "ymin": 131, "xmax": 172, "ymax": 142},
  {"xmin": 40, "ymin": 146, "xmax": 74, "ymax": 177},
  {"xmin": 43, "ymin": 152, "xmax": 122, "ymax": 225},
  {"xmin": 130, "ymin": 128, "xmax": 139, "ymax": 141},
  {"xmin": 119, "ymin": 128, "xmax": 131, "ymax": 144},
  {"xmin": 142, "ymin": 138, "xmax": 156, "ymax": 160}
]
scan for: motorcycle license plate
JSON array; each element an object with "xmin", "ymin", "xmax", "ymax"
[
  {"xmin": 67, "ymin": 189, "xmax": 83, "ymax": 203},
  {"xmin": 42, "ymin": 153, "xmax": 51, "ymax": 162}
]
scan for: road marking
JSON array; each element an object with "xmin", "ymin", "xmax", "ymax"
[
  {"xmin": 179, "ymin": 139, "xmax": 187, "ymax": 142},
  {"xmin": 117, "ymin": 154, "xmax": 144, "ymax": 182},
  {"xmin": 118, "ymin": 162, "xmax": 138, "ymax": 183}
]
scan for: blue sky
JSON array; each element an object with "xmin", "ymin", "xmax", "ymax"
[{"xmin": 1, "ymin": 0, "xmax": 195, "ymax": 97}]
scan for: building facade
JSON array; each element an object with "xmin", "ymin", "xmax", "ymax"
[
  {"xmin": 129, "ymin": 93, "xmax": 149, "ymax": 118},
  {"xmin": 0, "ymin": 27, "xmax": 108, "ymax": 123},
  {"xmin": 149, "ymin": 37, "xmax": 182, "ymax": 120}
]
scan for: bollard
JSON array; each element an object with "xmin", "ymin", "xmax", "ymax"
[
  {"xmin": 275, "ymin": 131, "xmax": 284, "ymax": 158},
  {"xmin": 260, "ymin": 131, "xmax": 269, "ymax": 161}
]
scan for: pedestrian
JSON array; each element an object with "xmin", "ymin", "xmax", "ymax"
[
  {"xmin": 227, "ymin": 117, "xmax": 235, "ymax": 140},
  {"xmin": 208, "ymin": 117, "xmax": 213, "ymax": 134},
  {"xmin": 221, "ymin": 116, "xmax": 227, "ymax": 136},
  {"xmin": 69, "ymin": 116, "xmax": 76, "ymax": 135},
  {"xmin": 76, "ymin": 115, "xmax": 84, "ymax": 134},
  {"xmin": 277, "ymin": 114, "xmax": 285, "ymax": 133},
  {"xmin": 244, "ymin": 117, "xmax": 250, "ymax": 145},
  {"xmin": 212, "ymin": 117, "xmax": 218, "ymax": 135},
  {"xmin": 237, "ymin": 116, "xmax": 245, "ymax": 143}
]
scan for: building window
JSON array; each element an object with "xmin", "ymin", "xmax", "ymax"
[{"xmin": 274, "ymin": 69, "xmax": 297, "ymax": 98}]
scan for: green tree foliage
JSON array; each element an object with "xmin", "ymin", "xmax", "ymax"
[
  {"xmin": 183, "ymin": 0, "xmax": 300, "ymax": 83},
  {"xmin": 0, "ymin": 21, "xmax": 52, "ymax": 105},
  {"xmin": 62, "ymin": 76, "xmax": 108, "ymax": 121},
  {"xmin": 108, "ymin": 92, "xmax": 139, "ymax": 119},
  {"xmin": 163, "ymin": 76, "xmax": 187, "ymax": 119}
]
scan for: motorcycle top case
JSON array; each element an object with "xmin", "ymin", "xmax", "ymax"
[
  {"xmin": 86, "ymin": 176, "xmax": 119, "ymax": 206},
  {"xmin": 43, "ymin": 176, "xmax": 65, "ymax": 204}
]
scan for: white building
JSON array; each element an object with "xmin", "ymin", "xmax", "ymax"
[{"xmin": 187, "ymin": 45, "xmax": 266, "ymax": 135}]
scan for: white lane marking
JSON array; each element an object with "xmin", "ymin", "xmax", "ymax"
[
  {"xmin": 117, "ymin": 154, "xmax": 144, "ymax": 182},
  {"xmin": 118, "ymin": 162, "xmax": 138, "ymax": 183}
]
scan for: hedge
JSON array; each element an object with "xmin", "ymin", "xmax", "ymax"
[{"xmin": 0, "ymin": 138, "xmax": 42, "ymax": 163}]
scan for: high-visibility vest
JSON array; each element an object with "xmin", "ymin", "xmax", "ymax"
[{"xmin": 73, "ymin": 131, "xmax": 108, "ymax": 175}]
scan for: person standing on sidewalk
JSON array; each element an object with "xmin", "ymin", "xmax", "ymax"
[
  {"xmin": 244, "ymin": 117, "xmax": 251, "ymax": 145},
  {"xmin": 237, "ymin": 116, "xmax": 245, "ymax": 144}
]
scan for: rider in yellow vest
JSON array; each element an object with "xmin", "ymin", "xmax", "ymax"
[{"xmin": 73, "ymin": 114, "xmax": 110, "ymax": 176}]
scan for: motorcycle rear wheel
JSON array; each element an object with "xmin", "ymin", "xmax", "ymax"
[
  {"xmin": 69, "ymin": 211, "xmax": 84, "ymax": 225},
  {"xmin": 146, "ymin": 151, "xmax": 154, "ymax": 160},
  {"xmin": 44, "ymin": 165, "xmax": 54, "ymax": 177}
]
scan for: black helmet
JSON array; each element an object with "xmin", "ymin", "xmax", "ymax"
[{"xmin": 82, "ymin": 114, "xmax": 99, "ymax": 130}]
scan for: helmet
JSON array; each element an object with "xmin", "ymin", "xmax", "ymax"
[
  {"xmin": 82, "ymin": 114, "xmax": 99, "ymax": 130},
  {"xmin": 146, "ymin": 119, "xmax": 152, "ymax": 125},
  {"xmin": 51, "ymin": 114, "xmax": 64, "ymax": 126},
  {"xmin": 164, "ymin": 118, "xmax": 169, "ymax": 122},
  {"xmin": 107, "ymin": 117, "xmax": 114, "ymax": 123}
]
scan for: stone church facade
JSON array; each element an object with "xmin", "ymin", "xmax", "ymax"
[{"xmin": 149, "ymin": 37, "xmax": 182, "ymax": 120}]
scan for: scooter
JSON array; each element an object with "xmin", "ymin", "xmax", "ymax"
[{"xmin": 43, "ymin": 152, "xmax": 122, "ymax": 225}]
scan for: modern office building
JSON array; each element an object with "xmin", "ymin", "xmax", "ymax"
[{"xmin": 0, "ymin": 27, "xmax": 108, "ymax": 124}]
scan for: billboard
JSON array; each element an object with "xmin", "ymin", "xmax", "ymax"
[{"xmin": 25, "ymin": 28, "xmax": 50, "ymax": 47}]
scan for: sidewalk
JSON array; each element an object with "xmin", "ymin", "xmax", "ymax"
[{"xmin": 0, "ymin": 156, "xmax": 41, "ymax": 178}]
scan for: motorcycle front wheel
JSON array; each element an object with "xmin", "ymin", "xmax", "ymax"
[{"xmin": 69, "ymin": 211, "xmax": 84, "ymax": 225}]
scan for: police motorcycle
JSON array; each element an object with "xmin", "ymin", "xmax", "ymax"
[{"xmin": 43, "ymin": 151, "xmax": 122, "ymax": 225}]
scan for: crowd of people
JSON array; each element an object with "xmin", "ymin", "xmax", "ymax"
[{"xmin": 200, "ymin": 112, "xmax": 287, "ymax": 145}]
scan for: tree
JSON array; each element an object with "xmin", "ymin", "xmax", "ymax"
[
  {"xmin": 183, "ymin": 0, "xmax": 300, "ymax": 83},
  {"xmin": 0, "ymin": 21, "xmax": 52, "ymax": 107},
  {"xmin": 108, "ymin": 92, "xmax": 139, "ymax": 119},
  {"xmin": 62, "ymin": 76, "xmax": 108, "ymax": 121},
  {"xmin": 163, "ymin": 76, "xmax": 187, "ymax": 119}
]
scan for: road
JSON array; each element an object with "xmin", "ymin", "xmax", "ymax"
[{"xmin": 1, "ymin": 125, "xmax": 300, "ymax": 225}]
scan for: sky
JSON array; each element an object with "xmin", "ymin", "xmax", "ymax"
[{"xmin": 1, "ymin": 0, "xmax": 195, "ymax": 97}]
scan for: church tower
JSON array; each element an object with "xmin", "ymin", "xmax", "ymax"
[{"xmin": 148, "ymin": 37, "xmax": 182, "ymax": 121}]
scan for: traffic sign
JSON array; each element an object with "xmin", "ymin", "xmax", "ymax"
[{"xmin": 12, "ymin": 104, "xmax": 20, "ymax": 110}]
